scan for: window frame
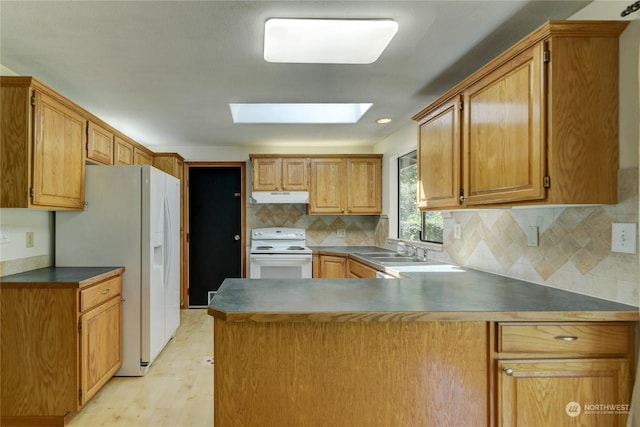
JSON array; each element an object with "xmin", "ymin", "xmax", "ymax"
[{"xmin": 397, "ymin": 150, "xmax": 443, "ymax": 245}]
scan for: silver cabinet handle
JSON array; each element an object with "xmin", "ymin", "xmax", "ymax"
[
  {"xmin": 101, "ymin": 289, "xmax": 110, "ymax": 295},
  {"xmin": 234, "ymin": 235, "xmax": 240, "ymax": 241},
  {"xmin": 554, "ymin": 336, "xmax": 578, "ymax": 341},
  {"xmin": 504, "ymin": 368, "xmax": 514, "ymax": 376}
]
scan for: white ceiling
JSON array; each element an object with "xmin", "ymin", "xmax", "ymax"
[{"xmin": 0, "ymin": 1, "xmax": 591, "ymax": 151}]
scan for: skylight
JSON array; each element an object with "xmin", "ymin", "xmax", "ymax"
[
  {"xmin": 229, "ymin": 103, "xmax": 373, "ymax": 124},
  {"xmin": 264, "ymin": 18, "xmax": 398, "ymax": 64}
]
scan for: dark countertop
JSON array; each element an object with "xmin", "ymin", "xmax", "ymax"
[
  {"xmin": 1, "ymin": 267, "xmax": 125, "ymax": 289},
  {"xmin": 210, "ymin": 247, "xmax": 639, "ymax": 322}
]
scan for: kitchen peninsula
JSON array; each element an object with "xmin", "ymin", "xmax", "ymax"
[{"xmin": 209, "ymin": 266, "xmax": 639, "ymax": 427}]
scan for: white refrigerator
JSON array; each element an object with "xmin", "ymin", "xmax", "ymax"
[{"xmin": 56, "ymin": 164, "xmax": 181, "ymax": 376}]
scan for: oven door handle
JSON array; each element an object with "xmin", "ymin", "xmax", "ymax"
[{"xmin": 250, "ymin": 254, "xmax": 312, "ymax": 264}]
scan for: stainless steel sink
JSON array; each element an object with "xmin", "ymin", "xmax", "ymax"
[
  {"xmin": 354, "ymin": 252, "xmax": 429, "ymax": 265},
  {"xmin": 372, "ymin": 257, "xmax": 427, "ymax": 264},
  {"xmin": 355, "ymin": 252, "xmax": 407, "ymax": 258}
]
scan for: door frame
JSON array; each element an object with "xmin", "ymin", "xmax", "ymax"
[{"xmin": 182, "ymin": 161, "xmax": 246, "ymax": 308}]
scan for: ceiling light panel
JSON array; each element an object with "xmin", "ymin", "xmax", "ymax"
[
  {"xmin": 264, "ymin": 18, "xmax": 398, "ymax": 64},
  {"xmin": 229, "ymin": 103, "xmax": 373, "ymax": 124}
]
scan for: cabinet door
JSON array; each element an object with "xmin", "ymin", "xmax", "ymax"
[
  {"xmin": 33, "ymin": 90, "xmax": 86, "ymax": 209},
  {"xmin": 114, "ymin": 136, "xmax": 134, "ymax": 165},
  {"xmin": 418, "ymin": 97, "xmax": 462, "ymax": 209},
  {"xmin": 133, "ymin": 147, "xmax": 153, "ymax": 165},
  {"xmin": 253, "ymin": 158, "xmax": 281, "ymax": 191},
  {"xmin": 463, "ymin": 43, "xmax": 545, "ymax": 206},
  {"xmin": 498, "ymin": 358, "xmax": 630, "ymax": 427},
  {"xmin": 281, "ymin": 158, "xmax": 308, "ymax": 190},
  {"xmin": 319, "ymin": 255, "xmax": 347, "ymax": 278},
  {"xmin": 309, "ymin": 158, "xmax": 345, "ymax": 214},
  {"xmin": 346, "ymin": 158, "xmax": 381, "ymax": 214},
  {"xmin": 87, "ymin": 121, "xmax": 114, "ymax": 165},
  {"xmin": 80, "ymin": 296, "xmax": 122, "ymax": 406}
]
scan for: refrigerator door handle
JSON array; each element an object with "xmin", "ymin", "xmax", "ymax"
[{"xmin": 163, "ymin": 196, "xmax": 171, "ymax": 290}]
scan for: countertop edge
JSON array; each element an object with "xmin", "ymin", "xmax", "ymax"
[
  {"xmin": 208, "ymin": 310, "xmax": 640, "ymax": 323},
  {"xmin": 0, "ymin": 267, "xmax": 125, "ymax": 289}
]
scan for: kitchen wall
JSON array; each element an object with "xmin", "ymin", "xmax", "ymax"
[
  {"xmin": 374, "ymin": 11, "xmax": 640, "ymax": 306},
  {"xmin": 0, "ymin": 209, "xmax": 53, "ymax": 276}
]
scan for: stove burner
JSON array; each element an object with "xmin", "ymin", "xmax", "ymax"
[
  {"xmin": 287, "ymin": 246, "xmax": 306, "ymax": 250},
  {"xmin": 256, "ymin": 246, "xmax": 274, "ymax": 250}
]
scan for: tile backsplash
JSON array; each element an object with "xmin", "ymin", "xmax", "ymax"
[
  {"xmin": 248, "ymin": 203, "xmax": 381, "ymax": 246},
  {"xmin": 429, "ymin": 167, "xmax": 639, "ymax": 306},
  {"xmin": 247, "ymin": 168, "xmax": 638, "ymax": 306}
]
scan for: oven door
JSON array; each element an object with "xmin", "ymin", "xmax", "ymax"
[{"xmin": 249, "ymin": 254, "xmax": 313, "ymax": 279}]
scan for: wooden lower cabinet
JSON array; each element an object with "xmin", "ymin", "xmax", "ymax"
[
  {"xmin": 0, "ymin": 268, "xmax": 123, "ymax": 426},
  {"xmin": 498, "ymin": 358, "xmax": 630, "ymax": 427},
  {"xmin": 316, "ymin": 254, "xmax": 347, "ymax": 278},
  {"xmin": 348, "ymin": 258, "xmax": 378, "ymax": 278},
  {"xmin": 496, "ymin": 322, "xmax": 634, "ymax": 427}
]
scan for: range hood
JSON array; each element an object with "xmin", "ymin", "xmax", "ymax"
[{"xmin": 251, "ymin": 191, "xmax": 309, "ymax": 204}]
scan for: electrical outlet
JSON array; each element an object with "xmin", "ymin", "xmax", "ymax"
[
  {"xmin": 453, "ymin": 223, "xmax": 461, "ymax": 240},
  {"xmin": 527, "ymin": 226, "xmax": 539, "ymax": 247},
  {"xmin": 612, "ymin": 223, "xmax": 636, "ymax": 254},
  {"xmin": 336, "ymin": 229, "xmax": 346, "ymax": 238},
  {"xmin": 26, "ymin": 231, "xmax": 34, "ymax": 248}
]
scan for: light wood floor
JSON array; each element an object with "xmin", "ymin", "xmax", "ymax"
[{"xmin": 69, "ymin": 309, "xmax": 214, "ymax": 426}]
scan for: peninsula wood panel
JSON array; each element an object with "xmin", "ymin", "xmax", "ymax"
[{"xmin": 214, "ymin": 320, "xmax": 489, "ymax": 427}]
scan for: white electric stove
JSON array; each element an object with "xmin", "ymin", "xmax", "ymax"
[{"xmin": 249, "ymin": 227, "xmax": 313, "ymax": 278}]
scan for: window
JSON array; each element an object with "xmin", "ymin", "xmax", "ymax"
[{"xmin": 398, "ymin": 150, "xmax": 443, "ymax": 244}]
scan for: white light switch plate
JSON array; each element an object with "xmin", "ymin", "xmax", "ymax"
[
  {"xmin": 612, "ymin": 223, "xmax": 636, "ymax": 254},
  {"xmin": 527, "ymin": 226, "xmax": 539, "ymax": 247}
]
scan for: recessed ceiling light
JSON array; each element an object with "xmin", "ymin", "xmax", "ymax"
[
  {"xmin": 376, "ymin": 117, "xmax": 392, "ymax": 124},
  {"xmin": 264, "ymin": 18, "xmax": 398, "ymax": 64},
  {"xmin": 229, "ymin": 103, "xmax": 373, "ymax": 124}
]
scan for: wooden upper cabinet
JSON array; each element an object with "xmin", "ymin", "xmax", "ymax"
[
  {"xmin": 309, "ymin": 156, "xmax": 382, "ymax": 215},
  {"xmin": 417, "ymin": 96, "xmax": 462, "ymax": 209},
  {"xmin": 87, "ymin": 121, "xmax": 114, "ymax": 165},
  {"xmin": 309, "ymin": 158, "xmax": 346, "ymax": 214},
  {"xmin": 1, "ymin": 77, "xmax": 87, "ymax": 210},
  {"xmin": 346, "ymin": 157, "xmax": 382, "ymax": 214},
  {"xmin": 153, "ymin": 152, "xmax": 184, "ymax": 180},
  {"xmin": 133, "ymin": 146, "xmax": 153, "ymax": 166},
  {"xmin": 281, "ymin": 158, "xmax": 308, "ymax": 190},
  {"xmin": 413, "ymin": 20, "xmax": 628, "ymax": 209},
  {"xmin": 463, "ymin": 43, "xmax": 544, "ymax": 206},
  {"xmin": 114, "ymin": 136, "xmax": 134, "ymax": 165},
  {"xmin": 251, "ymin": 156, "xmax": 308, "ymax": 191}
]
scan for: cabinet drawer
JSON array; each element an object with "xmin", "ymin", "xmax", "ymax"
[
  {"xmin": 80, "ymin": 276, "xmax": 122, "ymax": 312},
  {"xmin": 498, "ymin": 322, "xmax": 630, "ymax": 355}
]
